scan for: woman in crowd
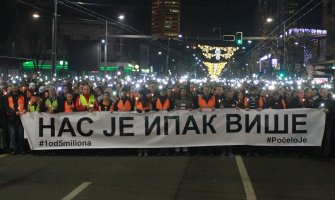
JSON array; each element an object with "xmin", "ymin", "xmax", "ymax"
[
  {"xmin": 64, "ymin": 93, "xmax": 76, "ymax": 112},
  {"xmin": 174, "ymin": 87, "xmax": 193, "ymax": 155},
  {"xmin": 99, "ymin": 92, "xmax": 114, "ymax": 112}
]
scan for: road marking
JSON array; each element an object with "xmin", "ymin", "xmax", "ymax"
[
  {"xmin": 0, "ymin": 154, "xmax": 8, "ymax": 158},
  {"xmin": 235, "ymin": 155, "xmax": 257, "ymax": 200},
  {"xmin": 62, "ymin": 182, "xmax": 92, "ymax": 200}
]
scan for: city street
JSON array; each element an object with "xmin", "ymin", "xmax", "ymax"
[
  {"xmin": 1, "ymin": 154, "xmax": 335, "ymax": 200},
  {"xmin": 1, "ymin": 1, "xmax": 335, "ymax": 199}
]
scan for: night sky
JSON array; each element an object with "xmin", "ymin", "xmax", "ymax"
[
  {"xmin": 0, "ymin": 0, "xmax": 257, "ymax": 38},
  {"xmin": 56, "ymin": 0, "xmax": 258, "ymax": 37},
  {"xmin": 2, "ymin": 0, "xmax": 325, "ymax": 40}
]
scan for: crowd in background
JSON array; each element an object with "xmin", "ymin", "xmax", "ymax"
[{"xmin": 0, "ymin": 74, "xmax": 334, "ymax": 158}]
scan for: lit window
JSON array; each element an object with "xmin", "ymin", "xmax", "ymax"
[{"xmin": 170, "ymin": 9, "xmax": 179, "ymax": 13}]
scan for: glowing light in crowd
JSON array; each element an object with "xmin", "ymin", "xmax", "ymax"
[{"xmin": 2, "ymin": 66, "xmax": 333, "ymax": 98}]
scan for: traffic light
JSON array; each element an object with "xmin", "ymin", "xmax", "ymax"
[
  {"xmin": 236, "ymin": 32, "xmax": 243, "ymax": 45},
  {"xmin": 277, "ymin": 70, "xmax": 286, "ymax": 78}
]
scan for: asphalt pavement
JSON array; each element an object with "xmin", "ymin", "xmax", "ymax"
[{"xmin": 0, "ymin": 154, "xmax": 335, "ymax": 200}]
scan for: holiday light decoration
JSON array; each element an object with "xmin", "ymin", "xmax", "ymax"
[
  {"xmin": 202, "ymin": 62, "xmax": 227, "ymax": 79},
  {"xmin": 198, "ymin": 45, "xmax": 239, "ymax": 60},
  {"xmin": 197, "ymin": 44, "xmax": 238, "ymax": 79}
]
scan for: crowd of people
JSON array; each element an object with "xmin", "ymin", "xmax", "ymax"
[{"xmin": 0, "ymin": 74, "xmax": 334, "ymax": 158}]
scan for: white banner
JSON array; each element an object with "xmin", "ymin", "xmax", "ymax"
[{"xmin": 21, "ymin": 109, "xmax": 326, "ymax": 150}]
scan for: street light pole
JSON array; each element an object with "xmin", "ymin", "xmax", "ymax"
[
  {"xmin": 51, "ymin": 0, "xmax": 58, "ymax": 78},
  {"xmin": 104, "ymin": 20, "xmax": 108, "ymax": 76},
  {"xmin": 283, "ymin": 22, "xmax": 286, "ymax": 70},
  {"xmin": 265, "ymin": 17, "xmax": 287, "ymax": 71},
  {"xmin": 165, "ymin": 38, "xmax": 170, "ymax": 75}
]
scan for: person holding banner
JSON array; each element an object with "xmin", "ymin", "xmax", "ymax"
[
  {"xmin": 114, "ymin": 88, "xmax": 133, "ymax": 112},
  {"xmin": 167, "ymin": 87, "xmax": 176, "ymax": 104},
  {"xmin": 136, "ymin": 89, "xmax": 151, "ymax": 156},
  {"xmin": 135, "ymin": 89, "xmax": 151, "ymax": 113},
  {"xmin": 244, "ymin": 86, "xmax": 263, "ymax": 157},
  {"xmin": 4, "ymin": 84, "xmax": 27, "ymax": 155},
  {"xmin": 148, "ymin": 81, "xmax": 159, "ymax": 100},
  {"xmin": 152, "ymin": 88, "xmax": 174, "ymax": 111},
  {"xmin": 190, "ymin": 83, "xmax": 199, "ymax": 98},
  {"xmin": 303, "ymin": 88, "xmax": 315, "ymax": 108},
  {"xmin": 289, "ymin": 89, "xmax": 309, "ymax": 157},
  {"xmin": 314, "ymin": 88, "xmax": 335, "ymax": 158},
  {"xmin": 244, "ymin": 86, "xmax": 264, "ymax": 111},
  {"xmin": 153, "ymin": 87, "xmax": 174, "ymax": 156},
  {"xmin": 220, "ymin": 89, "xmax": 238, "ymax": 157},
  {"xmin": 236, "ymin": 91, "xmax": 245, "ymax": 109},
  {"xmin": 40, "ymin": 86, "xmax": 63, "ymax": 114},
  {"xmin": 27, "ymin": 92, "xmax": 41, "ymax": 112},
  {"xmin": 269, "ymin": 90, "xmax": 287, "ymax": 109},
  {"xmin": 290, "ymin": 89, "xmax": 305, "ymax": 108},
  {"xmin": 260, "ymin": 89, "xmax": 270, "ymax": 109},
  {"xmin": 215, "ymin": 85, "xmax": 225, "ymax": 105},
  {"xmin": 40, "ymin": 89, "xmax": 62, "ymax": 155},
  {"xmin": 194, "ymin": 85, "xmax": 220, "ymax": 155},
  {"xmin": 63, "ymin": 93, "xmax": 76, "ymax": 112},
  {"xmin": 194, "ymin": 85, "xmax": 220, "ymax": 111},
  {"xmin": 174, "ymin": 87, "xmax": 193, "ymax": 111},
  {"xmin": 269, "ymin": 90, "xmax": 287, "ymax": 157},
  {"xmin": 76, "ymin": 85, "xmax": 99, "ymax": 112},
  {"xmin": 174, "ymin": 87, "xmax": 193, "ymax": 156},
  {"xmin": 99, "ymin": 92, "xmax": 114, "ymax": 112},
  {"xmin": 26, "ymin": 89, "xmax": 33, "ymax": 103}
]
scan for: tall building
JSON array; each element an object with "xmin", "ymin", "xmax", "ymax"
[
  {"xmin": 255, "ymin": 0, "xmax": 323, "ymax": 36},
  {"xmin": 251, "ymin": 0, "xmax": 325, "ymax": 74},
  {"xmin": 323, "ymin": 0, "xmax": 335, "ymax": 61},
  {"xmin": 151, "ymin": 0, "xmax": 181, "ymax": 38},
  {"xmin": 255, "ymin": 0, "xmax": 285, "ymax": 36}
]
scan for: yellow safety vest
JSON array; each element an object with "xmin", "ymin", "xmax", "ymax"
[
  {"xmin": 45, "ymin": 98, "xmax": 58, "ymax": 109},
  {"xmin": 28, "ymin": 104, "xmax": 40, "ymax": 112},
  {"xmin": 79, "ymin": 94, "xmax": 95, "ymax": 106}
]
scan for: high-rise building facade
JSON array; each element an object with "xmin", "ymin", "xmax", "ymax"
[
  {"xmin": 323, "ymin": 0, "xmax": 335, "ymax": 60},
  {"xmin": 255, "ymin": 0, "xmax": 323, "ymax": 36},
  {"xmin": 151, "ymin": 0, "xmax": 181, "ymax": 37},
  {"xmin": 252, "ymin": 0, "xmax": 326, "ymax": 73}
]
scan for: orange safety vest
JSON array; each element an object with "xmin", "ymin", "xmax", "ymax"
[
  {"xmin": 99, "ymin": 101, "xmax": 114, "ymax": 112},
  {"xmin": 282, "ymin": 99, "xmax": 286, "ymax": 109},
  {"xmin": 198, "ymin": 95, "xmax": 215, "ymax": 109},
  {"xmin": 156, "ymin": 98, "xmax": 170, "ymax": 110},
  {"xmin": 64, "ymin": 102, "xmax": 74, "ymax": 112},
  {"xmin": 117, "ymin": 99, "xmax": 132, "ymax": 112},
  {"xmin": 273, "ymin": 99, "xmax": 286, "ymax": 109},
  {"xmin": 8, "ymin": 95, "xmax": 25, "ymax": 112},
  {"xmin": 136, "ymin": 100, "xmax": 151, "ymax": 111}
]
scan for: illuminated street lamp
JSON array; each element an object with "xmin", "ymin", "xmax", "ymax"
[
  {"xmin": 118, "ymin": 15, "xmax": 125, "ymax": 20},
  {"xmin": 32, "ymin": 13, "xmax": 40, "ymax": 19},
  {"xmin": 266, "ymin": 17, "xmax": 273, "ymax": 23},
  {"xmin": 265, "ymin": 17, "xmax": 286, "ymax": 70}
]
